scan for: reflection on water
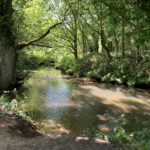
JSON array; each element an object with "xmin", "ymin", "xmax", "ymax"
[{"xmin": 23, "ymin": 68, "xmax": 150, "ymax": 134}]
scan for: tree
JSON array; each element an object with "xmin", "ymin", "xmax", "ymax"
[
  {"xmin": 0, "ymin": 0, "xmax": 16, "ymax": 90},
  {"xmin": 0, "ymin": 0, "xmax": 71, "ymax": 90},
  {"xmin": 0, "ymin": 0, "xmax": 150, "ymax": 89},
  {"xmin": 51, "ymin": 0, "xmax": 80, "ymax": 60}
]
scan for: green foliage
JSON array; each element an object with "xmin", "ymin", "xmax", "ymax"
[
  {"xmin": 56, "ymin": 54, "xmax": 75, "ymax": 75},
  {"xmin": 110, "ymin": 127, "xmax": 134, "ymax": 145},
  {"xmin": 0, "ymin": 93, "xmax": 46, "ymax": 121},
  {"xmin": 59, "ymin": 53, "xmax": 150, "ymax": 87},
  {"xmin": 17, "ymin": 49, "xmax": 55, "ymax": 70},
  {"xmin": 20, "ymin": 103, "xmax": 47, "ymax": 120},
  {"xmin": 1, "ymin": 1, "xmax": 150, "ymax": 149},
  {"xmin": 0, "ymin": 94, "xmax": 28, "ymax": 119},
  {"xmin": 80, "ymin": 127, "xmax": 134, "ymax": 149},
  {"xmin": 80, "ymin": 126, "xmax": 150, "ymax": 150},
  {"xmin": 133, "ymin": 128, "xmax": 150, "ymax": 150},
  {"xmin": 11, "ymin": 0, "xmax": 150, "ymax": 88}
]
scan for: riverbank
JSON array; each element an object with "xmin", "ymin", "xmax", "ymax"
[
  {"xmin": 0, "ymin": 114, "xmax": 123, "ymax": 150},
  {"xmin": 56, "ymin": 54, "xmax": 150, "ymax": 90},
  {"xmin": 62, "ymin": 70, "xmax": 150, "ymax": 90}
]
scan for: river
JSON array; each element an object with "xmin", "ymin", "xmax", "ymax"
[{"xmin": 21, "ymin": 68, "xmax": 150, "ymax": 135}]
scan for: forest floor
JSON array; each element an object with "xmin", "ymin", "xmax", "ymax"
[{"xmin": 0, "ymin": 114, "xmax": 124, "ymax": 150}]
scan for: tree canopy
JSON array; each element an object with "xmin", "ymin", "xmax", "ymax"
[{"xmin": 0, "ymin": 0, "xmax": 150, "ymax": 89}]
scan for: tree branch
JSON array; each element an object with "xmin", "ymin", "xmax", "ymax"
[
  {"xmin": 79, "ymin": 13, "xmax": 99, "ymax": 34},
  {"xmin": 29, "ymin": 43, "xmax": 53, "ymax": 48},
  {"xmin": 16, "ymin": 2, "xmax": 73, "ymax": 50}
]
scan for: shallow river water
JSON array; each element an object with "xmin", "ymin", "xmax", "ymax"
[{"xmin": 22, "ymin": 68, "xmax": 150, "ymax": 135}]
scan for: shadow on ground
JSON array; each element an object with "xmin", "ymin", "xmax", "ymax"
[{"xmin": 0, "ymin": 114, "xmax": 123, "ymax": 150}]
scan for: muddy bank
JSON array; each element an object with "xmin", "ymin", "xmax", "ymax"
[
  {"xmin": 0, "ymin": 114, "xmax": 124, "ymax": 150},
  {"xmin": 0, "ymin": 114, "xmax": 41, "ymax": 138}
]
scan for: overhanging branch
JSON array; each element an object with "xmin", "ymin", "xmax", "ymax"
[
  {"xmin": 16, "ymin": 21, "xmax": 63, "ymax": 50},
  {"xmin": 16, "ymin": 2, "xmax": 73, "ymax": 50},
  {"xmin": 29, "ymin": 43, "xmax": 53, "ymax": 48}
]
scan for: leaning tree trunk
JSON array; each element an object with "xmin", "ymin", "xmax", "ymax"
[{"xmin": 0, "ymin": 0, "xmax": 16, "ymax": 90}]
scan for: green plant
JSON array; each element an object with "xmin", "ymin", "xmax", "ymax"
[{"xmin": 110, "ymin": 127, "xmax": 134, "ymax": 145}]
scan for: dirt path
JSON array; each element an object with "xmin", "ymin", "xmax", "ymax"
[{"xmin": 0, "ymin": 114, "xmax": 124, "ymax": 150}]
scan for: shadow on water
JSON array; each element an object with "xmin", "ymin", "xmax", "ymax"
[{"xmin": 21, "ymin": 68, "xmax": 150, "ymax": 135}]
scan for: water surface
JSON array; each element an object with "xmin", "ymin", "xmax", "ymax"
[{"xmin": 22, "ymin": 68, "xmax": 150, "ymax": 134}]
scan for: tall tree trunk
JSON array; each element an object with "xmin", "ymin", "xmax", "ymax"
[
  {"xmin": 92, "ymin": 32, "xmax": 99, "ymax": 53},
  {"xmin": 122, "ymin": 19, "xmax": 125, "ymax": 58},
  {"xmin": 0, "ymin": 0, "xmax": 16, "ymax": 90},
  {"xmin": 73, "ymin": 33, "xmax": 78, "ymax": 60},
  {"xmin": 113, "ymin": 25, "xmax": 119, "ymax": 54},
  {"xmin": 72, "ymin": 3, "xmax": 78, "ymax": 61},
  {"xmin": 136, "ymin": 19, "xmax": 140, "ymax": 63},
  {"xmin": 81, "ymin": 29, "xmax": 87, "ymax": 55},
  {"xmin": 99, "ymin": 3, "xmax": 111, "ymax": 60},
  {"xmin": 73, "ymin": 15, "xmax": 78, "ymax": 60}
]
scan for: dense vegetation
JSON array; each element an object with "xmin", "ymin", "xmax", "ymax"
[
  {"xmin": 15, "ymin": 0, "xmax": 150, "ymax": 88},
  {"xmin": 0, "ymin": 0, "xmax": 150, "ymax": 89},
  {"xmin": 0, "ymin": 0, "xmax": 150, "ymax": 149}
]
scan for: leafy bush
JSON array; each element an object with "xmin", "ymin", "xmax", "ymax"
[
  {"xmin": 80, "ymin": 126, "xmax": 150, "ymax": 150},
  {"xmin": 56, "ymin": 54, "xmax": 75, "ymax": 75},
  {"xmin": 17, "ymin": 49, "xmax": 56, "ymax": 70},
  {"xmin": 0, "ymin": 94, "xmax": 46, "ymax": 121},
  {"xmin": 110, "ymin": 127, "xmax": 134, "ymax": 145},
  {"xmin": 57, "ymin": 53, "xmax": 150, "ymax": 87},
  {"xmin": 133, "ymin": 128, "xmax": 150, "ymax": 150}
]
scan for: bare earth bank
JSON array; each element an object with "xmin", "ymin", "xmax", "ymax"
[{"xmin": 0, "ymin": 114, "xmax": 124, "ymax": 150}]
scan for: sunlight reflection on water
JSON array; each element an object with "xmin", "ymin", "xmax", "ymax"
[{"xmin": 23, "ymin": 68, "xmax": 150, "ymax": 134}]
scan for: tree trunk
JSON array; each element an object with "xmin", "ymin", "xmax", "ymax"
[
  {"xmin": 122, "ymin": 19, "xmax": 125, "ymax": 58},
  {"xmin": 0, "ymin": 43, "xmax": 16, "ymax": 90},
  {"xmin": 0, "ymin": 0, "xmax": 16, "ymax": 90},
  {"xmin": 113, "ymin": 26, "xmax": 119, "ymax": 54},
  {"xmin": 73, "ymin": 18, "xmax": 78, "ymax": 60},
  {"xmin": 72, "ymin": 3, "xmax": 78, "ymax": 61},
  {"xmin": 99, "ymin": 3, "xmax": 111, "ymax": 60},
  {"xmin": 81, "ymin": 28, "xmax": 87, "ymax": 55}
]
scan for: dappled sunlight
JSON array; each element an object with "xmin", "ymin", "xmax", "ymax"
[
  {"xmin": 21, "ymin": 68, "xmax": 150, "ymax": 135},
  {"xmin": 1, "ymin": 0, "xmax": 150, "ymax": 148},
  {"xmin": 37, "ymin": 119, "xmax": 70, "ymax": 135},
  {"xmin": 75, "ymin": 136, "xmax": 109, "ymax": 144},
  {"xmin": 79, "ymin": 84, "xmax": 150, "ymax": 113},
  {"xmin": 98, "ymin": 124, "xmax": 112, "ymax": 133}
]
